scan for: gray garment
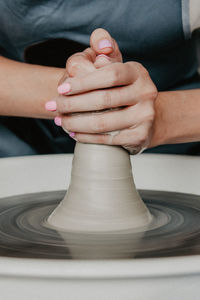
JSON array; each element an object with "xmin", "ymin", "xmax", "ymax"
[
  {"xmin": 0, "ymin": 0, "xmax": 200, "ymax": 156},
  {"xmin": 0, "ymin": 0, "xmax": 198, "ymax": 90}
]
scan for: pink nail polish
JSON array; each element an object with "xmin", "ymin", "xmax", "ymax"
[
  {"xmin": 45, "ymin": 100, "xmax": 57, "ymax": 111},
  {"xmin": 69, "ymin": 132, "xmax": 75, "ymax": 138},
  {"xmin": 57, "ymin": 82, "xmax": 71, "ymax": 94},
  {"xmin": 98, "ymin": 39, "xmax": 112, "ymax": 49},
  {"xmin": 54, "ymin": 117, "xmax": 62, "ymax": 126}
]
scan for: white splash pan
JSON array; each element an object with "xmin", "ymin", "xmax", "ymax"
[{"xmin": 0, "ymin": 153, "xmax": 200, "ymax": 300}]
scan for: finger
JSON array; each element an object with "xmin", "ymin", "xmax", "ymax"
[
  {"xmin": 65, "ymin": 47, "xmax": 115, "ymax": 78},
  {"xmin": 60, "ymin": 103, "xmax": 154, "ymax": 134},
  {"xmin": 94, "ymin": 54, "xmax": 113, "ymax": 68},
  {"xmin": 78, "ymin": 49, "xmax": 114, "ymax": 70},
  {"xmin": 58, "ymin": 48, "xmax": 113, "ymax": 92},
  {"xmin": 73, "ymin": 124, "xmax": 150, "ymax": 147},
  {"xmin": 65, "ymin": 48, "xmax": 96, "ymax": 77},
  {"xmin": 56, "ymin": 76, "xmax": 156, "ymax": 113},
  {"xmin": 57, "ymin": 62, "xmax": 139, "ymax": 96},
  {"xmin": 58, "ymin": 48, "xmax": 96, "ymax": 87},
  {"xmin": 90, "ymin": 28, "xmax": 122, "ymax": 62},
  {"xmin": 63, "ymin": 47, "xmax": 114, "ymax": 79},
  {"xmin": 56, "ymin": 85, "xmax": 135, "ymax": 113}
]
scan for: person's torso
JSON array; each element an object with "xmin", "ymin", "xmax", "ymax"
[{"xmin": 0, "ymin": 0, "xmax": 199, "ymax": 91}]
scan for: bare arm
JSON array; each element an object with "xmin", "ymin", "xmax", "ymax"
[
  {"xmin": 150, "ymin": 89, "xmax": 200, "ymax": 147},
  {"xmin": 0, "ymin": 56, "xmax": 64, "ymax": 119},
  {"xmin": 51, "ymin": 29, "xmax": 200, "ymax": 151}
]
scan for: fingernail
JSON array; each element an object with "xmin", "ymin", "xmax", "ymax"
[
  {"xmin": 98, "ymin": 39, "xmax": 112, "ymax": 50},
  {"xmin": 96, "ymin": 54, "xmax": 110, "ymax": 60},
  {"xmin": 54, "ymin": 116, "xmax": 62, "ymax": 126},
  {"xmin": 69, "ymin": 132, "xmax": 75, "ymax": 138},
  {"xmin": 45, "ymin": 100, "xmax": 57, "ymax": 111},
  {"xmin": 57, "ymin": 82, "xmax": 71, "ymax": 94}
]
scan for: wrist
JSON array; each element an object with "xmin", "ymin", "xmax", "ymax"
[
  {"xmin": 149, "ymin": 91, "xmax": 169, "ymax": 148},
  {"xmin": 0, "ymin": 56, "xmax": 65, "ymax": 119},
  {"xmin": 38, "ymin": 67, "xmax": 65, "ymax": 119},
  {"xmin": 149, "ymin": 89, "xmax": 200, "ymax": 148}
]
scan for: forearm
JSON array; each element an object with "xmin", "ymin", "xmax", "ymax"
[
  {"xmin": 150, "ymin": 89, "xmax": 200, "ymax": 148},
  {"xmin": 0, "ymin": 56, "xmax": 64, "ymax": 118}
]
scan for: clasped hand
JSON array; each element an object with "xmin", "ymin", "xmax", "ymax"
[{"xmin": 46, "ymin": 29, "xmax": 157, "ymax": 154}]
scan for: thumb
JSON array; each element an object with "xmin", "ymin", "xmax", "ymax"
[{"xmin": 90, "ymin": 28, "xmax": 122, "ymax": 63}]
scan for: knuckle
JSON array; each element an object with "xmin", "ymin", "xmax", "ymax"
[
  {"xmin": 124, "ymin": 62, "xmax": 134, "ymax": 74},
  {"xmin": 126, "ymin": 61, "xmax": 149, "ymax": 77},
  {"xmin": 139, "ymin": 134, "xmax": 148, "ymax": 146},
  {"xmin": 109, "ymin": 63, "xmax": 122, "ymax": 85},
  {"xmin": 149, "ymin": 107, "xmax": 156, "ymax": 119},
  {"xmin": 57, "ymin": 97, "xmax": 73, "ymax": 113},
  {"xmin": 142, "ymin": 106, "xmax": 155, "ymax": 123},
  {"xmin": 130, "ymin": 129, "xmax": 148, "ymax": 147},
  {"xmin": 93, "ymin": 116, "xmax": 107, "ymax": 133},
  {"xmin": 125, "ymin": 62, "xmax": 151, "ymax": 85},
  {"xmin": 147, "ymin": 111, "xmax": 155, "ymax": 123},
  {"xmin": 149, "ymin": 88, "xmax": 158, "ymax": 101},
  {"xmin": 136, "ymin": 133, "xmax": 147, "ymax": 146},
  {"xmin": 56, "ymin": 98, "xmax": 65, "ymax": 112},
  {"xmin": 62, "ymin": 117, "xmax": 72, "ymax": 131},
  {"xmin": 65, "ymin": 99, "xmax": 73, "ymax": 112},
  {"xmin": 136, "ymin": 62, "xmax": 149, "ymax": 77},
  {"xmin": 55, "ymin": 98, "xmax": 62, "ymax": 111},
  {"xmin": 102, "ymin": 90, "xmax": 112, "ymax": 109},
  {"xmin": 97, "ymin": 134, "xmax": 108, "ymax": 144},
  {"xmin": 140, "ymin": 85, "xmax": 158, "ymax": 102},
  {"xmin": 145, "ymin": 85, "xmax": 158, "ymax": 100},
  {"xmin": 66, "ymin": 53, "xmax": 83, "ymax": 76},
  {"xmin": 77, "ymin": 77, "xmax": 84, "ymax": 91},
  {"xmin": 125, "ymin": 61, "xmax": 136, "ymax": 70},
  {"xmin": 66, "ymin": 52, "xmax": 82, "ymax": 65},
  {"xmin": 83, "ymin": 47, "xmax": 96, "ymax": 61},
  {"xmin": 66, "ymin": 55, "xmax": 75, "ymax": 70}
]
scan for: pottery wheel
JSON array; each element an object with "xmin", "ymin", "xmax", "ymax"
[{"xmin": 0, "ymin": 190, "xmax": 200, "ymax": 259}]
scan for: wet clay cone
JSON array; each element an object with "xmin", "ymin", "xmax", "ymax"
[{"xmin": 48, "ymin": 142, "xmax": 152, "ymax": 232}]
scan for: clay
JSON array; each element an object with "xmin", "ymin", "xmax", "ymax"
[
  {"xmin": 58, "ymin": 229, "xmax": 145, "ymax": 259},
  {"xmin": 189, "ymin": 0, "xmax": 200, "ymax": 32},
  {"xmin": 48, "ymin": 142, "xmax": 152, "ymax": 232}
]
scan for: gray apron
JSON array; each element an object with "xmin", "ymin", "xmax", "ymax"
[{"xmin": 0, "ymin": 0, "xmax": 200, "ymax": 157}]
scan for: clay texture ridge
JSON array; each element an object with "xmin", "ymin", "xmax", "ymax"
[{"xmin": 48, "ymin": 142, "xmax": 152, "ymax": 232}]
